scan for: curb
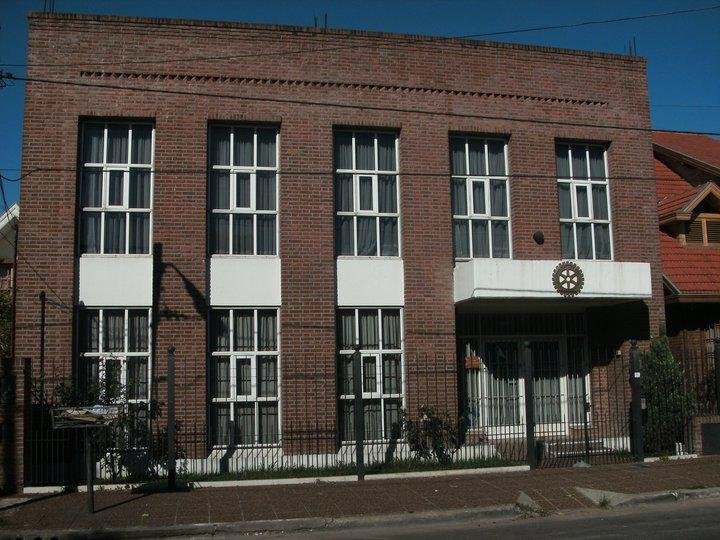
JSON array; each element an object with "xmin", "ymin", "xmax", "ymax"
[
  {"xmin": 22, "ymin": 464, "xmax": 531, "ymax": 493},
  {"xmin": 0, "ymin": 503, "xmax": 521, "ymax": 539},
  {"xmin": 575, "ymin": 485, "xmax": 720, "ymax": 509}
]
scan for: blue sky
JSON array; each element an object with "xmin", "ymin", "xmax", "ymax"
[{"xmin": 1, "ymin": 0, "xmax": 718, "ymax": 205}]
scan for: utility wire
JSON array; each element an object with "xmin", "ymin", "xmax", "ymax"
[
  {"xmin": 6, "ymin": 74, "xmax": 720, "ymax": 137},
  {"xmin": 1, "ymin": 4, "xmax": 718, "ymax": 68},
  {"xmin": 0, "ymin": 170, "xmax": 709, "ymax": 183}
]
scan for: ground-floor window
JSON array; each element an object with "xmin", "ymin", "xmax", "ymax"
[
  {"xmin": 459, "ymin": 313, "xmax": 589, "ymax": 435},
  {"xmin": 208, "ymin": 308, "xmax": 280, "ymax": 446},
  {"xmin": 337, "ymin": 308, "xmax": 404, "ymax": 440},
  {"xmin": 77, "ymin": 307, "xmax": 151, "ymax": 445}
]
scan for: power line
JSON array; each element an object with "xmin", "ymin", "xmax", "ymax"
[
  {"xmin": 1, "ymin": 4, "xmax": 719, "ymax": 69},
  {"xmin": 6, "ymin": 74, "xmax": 720, "ymax": 137}
]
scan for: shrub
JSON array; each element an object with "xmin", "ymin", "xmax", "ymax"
[{"xmin": 402, "ymin": 406, "xmax": 463, "ymax": 464}]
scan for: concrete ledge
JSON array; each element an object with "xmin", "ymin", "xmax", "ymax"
[
  {"xmin": 1, "ymin": 503, "xmax": 521, "ymax": 539},
  {"xmin": 23, "ymin": 464, "xmax": 531, "ymax": 493},
  {"xmin": 576, "ymin": 485, "xmax": 720, "ymax": 508},
  {"xmin": 644, "ymin": 454, "xmax": 698, "ymax": 463}
]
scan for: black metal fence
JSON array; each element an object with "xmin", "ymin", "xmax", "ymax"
[{"xmin": 20, "ymin": 339, "xmax": 720, "ymax": 486}]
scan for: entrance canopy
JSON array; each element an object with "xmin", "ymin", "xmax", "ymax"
[{"xmin": 454, "ymin": 259, "xmax": 652, "ymax": 303}]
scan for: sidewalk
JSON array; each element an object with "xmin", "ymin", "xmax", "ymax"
[{"xmin": 2, "ymin": 457, "xmax": 720, "ymax": 533}]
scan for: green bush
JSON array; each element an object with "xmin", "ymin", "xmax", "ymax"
[
  {"xmin": 642, "ymin": 333, "xmax": 695, "ymax": 455},
  {"xmin": 402, "ymin": 406, "xmax": 463, "ymax": 464}
]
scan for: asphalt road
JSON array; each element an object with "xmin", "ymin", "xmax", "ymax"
[{"xmin": 241, "ymin": 497, "xmax": 720, "ymax": 539}]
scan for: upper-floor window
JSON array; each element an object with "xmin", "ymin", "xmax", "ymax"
[
  {"xmin": 451, "ymin": 137, "xmax": 511, "ymax": 259},
  {"xmin": 556, "ymin": 143, "xmax": 612, "ymax": 260},
  {"xmin": 208, "ymin": 308, "xmax": 279, "ymax": 446},
  {"xmin": 208, "ymin": 126, "xmax": 278, "ymax": 256},
  {"xmin": 684, "ymin": 216, "xmax": 720, "ymax": 246},
  {"xmin": 334, "ymin": 131, "xmax": 400, "ymax": 257},
  {"xmin": 79, "ymin": 123, "xmax": 153, "ymax": 255}
]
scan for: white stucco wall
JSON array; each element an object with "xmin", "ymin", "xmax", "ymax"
[
  {"xmin": 336, "ymin": 257, "xmax": 404, "ymax": 306},
  {"xmin": 78, "ymin": 255, "xmax": 153, "ymax": 306},
  {"xmin": 209, "ymin": 256, "xmax": 281, "ymax": 306},
  {"xmin": 454, "ymin": 259, "xmax": 652, "ymax": 302}
]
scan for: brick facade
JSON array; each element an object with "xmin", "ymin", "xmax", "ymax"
[{"xmin": 12, "ymin": 13, "xmax": 664, "ymax": 486}]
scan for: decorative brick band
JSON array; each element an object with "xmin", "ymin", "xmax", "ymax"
[{"xmin": 79, "ymin": 70, "xmax": 608, "ymax": 107}]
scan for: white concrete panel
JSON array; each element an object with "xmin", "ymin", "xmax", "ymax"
[
  {"xmin": 210, "ymin": 256, "xmax": 281, "ymax": 307},
  {"xmin": 337, "ymin": 257, "xmax": 404, "ymax": 306},
  {"xmin": 454, "ymin": 259, "xmax": 652, "ymax": 302},
  {"xmin": 79, "ymin": 255, "xmax": 153, "ymax": 306}
]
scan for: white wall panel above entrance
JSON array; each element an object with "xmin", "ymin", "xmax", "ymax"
[
  {"xmin": 337, "ymin": 258, "xmax": 404, "ymax": 306},
  {"xmin": 78, "ymin": 255, "xmax": 153, "ymax": 306},
  {"xmin": 454, "ymin": 259, "xmax": 652, "ymax": 302},
  {"xmin": 210, "ymin": 256, "xmax": 281, "ymax": 307}
]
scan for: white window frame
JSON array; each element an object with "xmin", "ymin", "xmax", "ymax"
[
  {"xmin": 451, "ymin": 137, "xmax": 512, "ymax": 260},
  {"xmin": 208, "ymin": 126, "xmax": 280, "ymax": 256},
  {"xmin": 79, "ymin": 123, "xmax": 154, "ymax": 255},
  {"xmin": 208, "ymin": 307, "xmax": 281, "ymax": 447},
  {"xmin": 335, "ymin": 131, "xmax": 401, "ymax": 257},
  {"xmin": 337, "ymin": 307, "xmax": 404, "ymax": 442},
  {"xmin": 557, "ymin": 143, "xmax": 613, "ymax": 261},
  {"xmin": 77, "ymin": 307, "xmax": 152, "ymax": 448}
]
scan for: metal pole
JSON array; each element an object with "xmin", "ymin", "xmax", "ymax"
[
  {"xmin": 352, "ymin": 346, "xmax": 365, "ymax": 481},
  {"xmin": 85, "ymin": 429, "xmax": 94, "ymax": 513},
  {"xmin": 39, "ymin": 291, "xmax": 46, "ymax": 397},
  {"xmin": 629, "ymin": 340, "xmax": 644, "ymax": 462},
  {"xmin": 167, "ymin": 346, "xmax": 176, "ymax": 490},
  {"xmin": 523, "ymin": 341, "xmax": 536, "ymax": 469},
  {"xmin": 582, "ymin": 371, "xmax": 592, "ymax": 465},
  {"xmin": 714, "ymin": 339, "xmax": 720, "ymax": 414}
]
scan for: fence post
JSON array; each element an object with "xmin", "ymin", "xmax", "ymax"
[
  {"xmin": 352, "ymin": 346, "xmax": 365, "ymax": 481},
  {"xmin": 714, "ymin": 338, "xmax": 720, "ymax": 414},
  {"xmin": 167, "ymin": 346, "xmax": 176, "ymax": 490},
  {"xmin": 523, "ymin": 341, "xmax": 537, "ymax": 468},
  {"xmin": 629, "ymin": 340, "xmax": 644, "ymax": 462},
  {"xmin": 85, "ymin": 429, "xmax": 94, "ymax": 513}
]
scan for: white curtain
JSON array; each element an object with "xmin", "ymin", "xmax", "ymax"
[
  {"xmin": 381, "ymin": 310, "xmax": 401, "ymax": 349},
  {"xmin": 357, "ymin": 216, "xmax": 376, "ymax": 256},
  {"xmin": 128, "ymin": 310, "xmax": 148, "ymax": 352},
  {"xmin": 210, "ymin": 214, "xmax": 229, "ymax": 254},
  {"xmin": 487, "ymin": 140, "xmax": 505, "ymax": 175},
  {"xmin": 335, "ymin": 216, "xmax": 354, "ymax": 255},
  {"xmin": 129, "ymin": 171, "xmax": 151, "ymax": 209},
  {"xmin": 107, "ymin": 125, "xmax": 128, "ymax": 164},
  {"xmin": 80, "ymin": 310, "xmax": 100, "ymax": 352},
  {"xmin": 235, "ymin": 403, "xmax": 255, "ymax": 445},
  {"xmin": 359, "ymin": 309, "xmax": 378, "ymax": 348},
  {"xmin": 233, "ymin": 310, "xmax": 253, "ymax": 350},
  {"xmin": 210, "ymin": 127, "xmax": 231, "ymax": 166},
  {"xmin": 450, "ymin": 138, "xmax": 465, "ymax": 175},
  {"xmin": 259, "ymin": 403, "xmax": 279, "ymax": 444},
  {"xmin": 129, "ymin": 213, "xmax": 149, "ymax": 254},
  {"xmin": 491, "ymin": 221, "xmax": 509, "ymax": 258},
  {"xmin": 490, "ymin": 180, "xmax": 507, "ymax": 217},
  {"xmin": 211, "ymin": 403, "xmax": 230, "ymax": 445},
  {"xmin": 236, "ymin": 358, "xmax": 251, "ymax": 395},
  {"xmin": 131, "ymin": 125, "xmax": 152, "ymax": 165},
  {"xmin": 592, "ymin": 185, "xmax": 608, "ymax": 219},
  {"xmin": 80, "ymin": 213, "xmax": 101, "ymax": 254},
  {"xmin": 337, "ymin": 310, "xmax": 355, "ymax": 349},
  {"xmin": 103, "ymin": 310, "xmax": 124, "ymax": 352},
  {"xmin": 83, "ymin": 124, "xmax": 104, "ymax": 163},
  {"xmin": 472, "ymin": 181, "xmax": 485, "ymax": 214},
  {"xmin": 594, "ymin": 224, "xmax": 611, "ymax": 260},
  {"xmin": 232, "ymin": 215, "xmax": 252, "ymax": 255},
  {"xmin": 382, "ymin": 354, "xmax": 401, "ymax": 394},
  {"xmin": 468, "ymin": 139, "xmax": 485, "ymax": 175},
  {"xmin": 377, "ymin": 134, "xmax": 396, "ymax": 171},
  {"xmin": 335, "ymin": 174, "xmax": 353, "ymax": 212},
  {"xmin": 104, "ymin": 213, "xmax": 126, "ymax": 254},
  {"xmin": 256, "ymin": 171, "xmax": 276, "ymax": 211},
  {"xmin": 257, "ymin": 129, "xmax": 276, "ymax": 167},
  {"xmin": 571, "ymin": 144, "xmax": 588, "ymax": 179},
  {"xmin": 556, "ymin": 144, "xmax": 570, "ymax": 177},
  {"xmin": 472, "ymin": 219, "xmax": 489, "ymax": 257},
  {"xmin": 258, "ymin": 356, "xmax": 278, "ymax": 397},
  {"xmin": 81, "ymin": 169, "xmax": 102, "ymax": 208},
  {"xmin": 236, "ymin": 173, "xmax": 251, "ymax": 208},
  {"xmin": 355, "ymin": 133, "xmax": 374, "ymax": 170},
  {"xmin": 211, "ymin": 310, "xmax": 230, "ymax": 352},
  {"xmin": 452, "ymin": 179, "xmax": 467, "ymax": 215},
  {"xmin": 334, "ymin": 132, "xmax": 352, "ymax": 169},
  {"xmin": 576, "ymin": 223, "xmax": 592, "ymax": 258},
  {"xmin": 378, "ymin": 175, "xmax": 397, "ymax": 213},
  {"xmin": 233, "ymin": 128, "xmax": 253, "ymax": 167},
  {"xmin": 256, "ymin": 215, "xmax": 276, "ymax": 255},
  {"xmin": 210, "ymin": 172, "xmax": 230, "ymax": 210},
  {"xmin": 589, "ymin": 146, "xmax": 605, "ymax": 178},
  {"xmin": 558, "ymin": 183, "xmax": 572, "ymax": 219},
  {"xmin": 379, "ymin": 217, "xmax": 398, "ymax": 256},
  {"xmin": 561, "ymin": 223, "xmax": 575, "ymax": 259},
  {"xmin": 258, "ymin": 310, "xmax": 277, "ymax": 350},
  {"xmin": 453, "ymin": 220, "xmax": 469, "ymax": 258}
]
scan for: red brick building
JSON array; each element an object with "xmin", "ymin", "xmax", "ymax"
[
  {"xmin": 655, "ymin": 132, "xmax": 720, "ymax": 356},
  {"xmin": 14, "ymin": 12, "xmax": 663, "ymax": 485}
]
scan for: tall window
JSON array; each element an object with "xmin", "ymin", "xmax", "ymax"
[
  {"xmin": 79, "ymin": 123, "xmax": 153, "ymax": 255},
  {"xmin": 208, "ymin": 126, "xmax": 278, "ymax": 255},
  {"xmin": 334, "ymin": 131, "xmax": 400, "ymax": 257},
  {"xmin": 556, "ymin": 143, "xmax": 612, "ymax": 260},
  {"xmin": 337, "ymin": 308, "xmax": 403, "ymax": 440},
  {"xmin": 78, "ymin": 308, "xmax": 151, "ymax": 443},
  {"xmin": 451, "ymin": 137, "xmax": 511, "ymax": 259},
  {"xmin": 208, "ymin": 308, "xmax": 279, "ymax": 446}
]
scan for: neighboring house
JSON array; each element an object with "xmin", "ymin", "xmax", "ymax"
[
  {"xmin": 0, "ymin": 204, "xmax": 18, "ymax": 291},
  {"xmin": 14, "ymin": 12, "xmax": 662, "ymax": 486},
  {"xmin": 655, "ymin": 132, "xmax": 720, "ymax": 358}
]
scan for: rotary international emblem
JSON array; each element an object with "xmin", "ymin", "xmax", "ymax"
[{"xmin": 552, "ymin": 261, "xmax": 584, "ymax": 297}]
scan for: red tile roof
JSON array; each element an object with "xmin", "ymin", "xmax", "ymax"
[
  {"xmin": 653, "ymin": 132, "xmax": 720, "ymax": 170},
  {"xmin": 655, "ymin": 132, "xmax": 720, "ymax": 296}
]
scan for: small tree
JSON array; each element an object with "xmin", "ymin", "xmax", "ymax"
[
  {"xmin": 642, "ymin": 333, "xmax": 695, "ymax": 455},
  {"xmin": 402, "ymin": 406, "xmax": 463, "ymax": 464}
]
